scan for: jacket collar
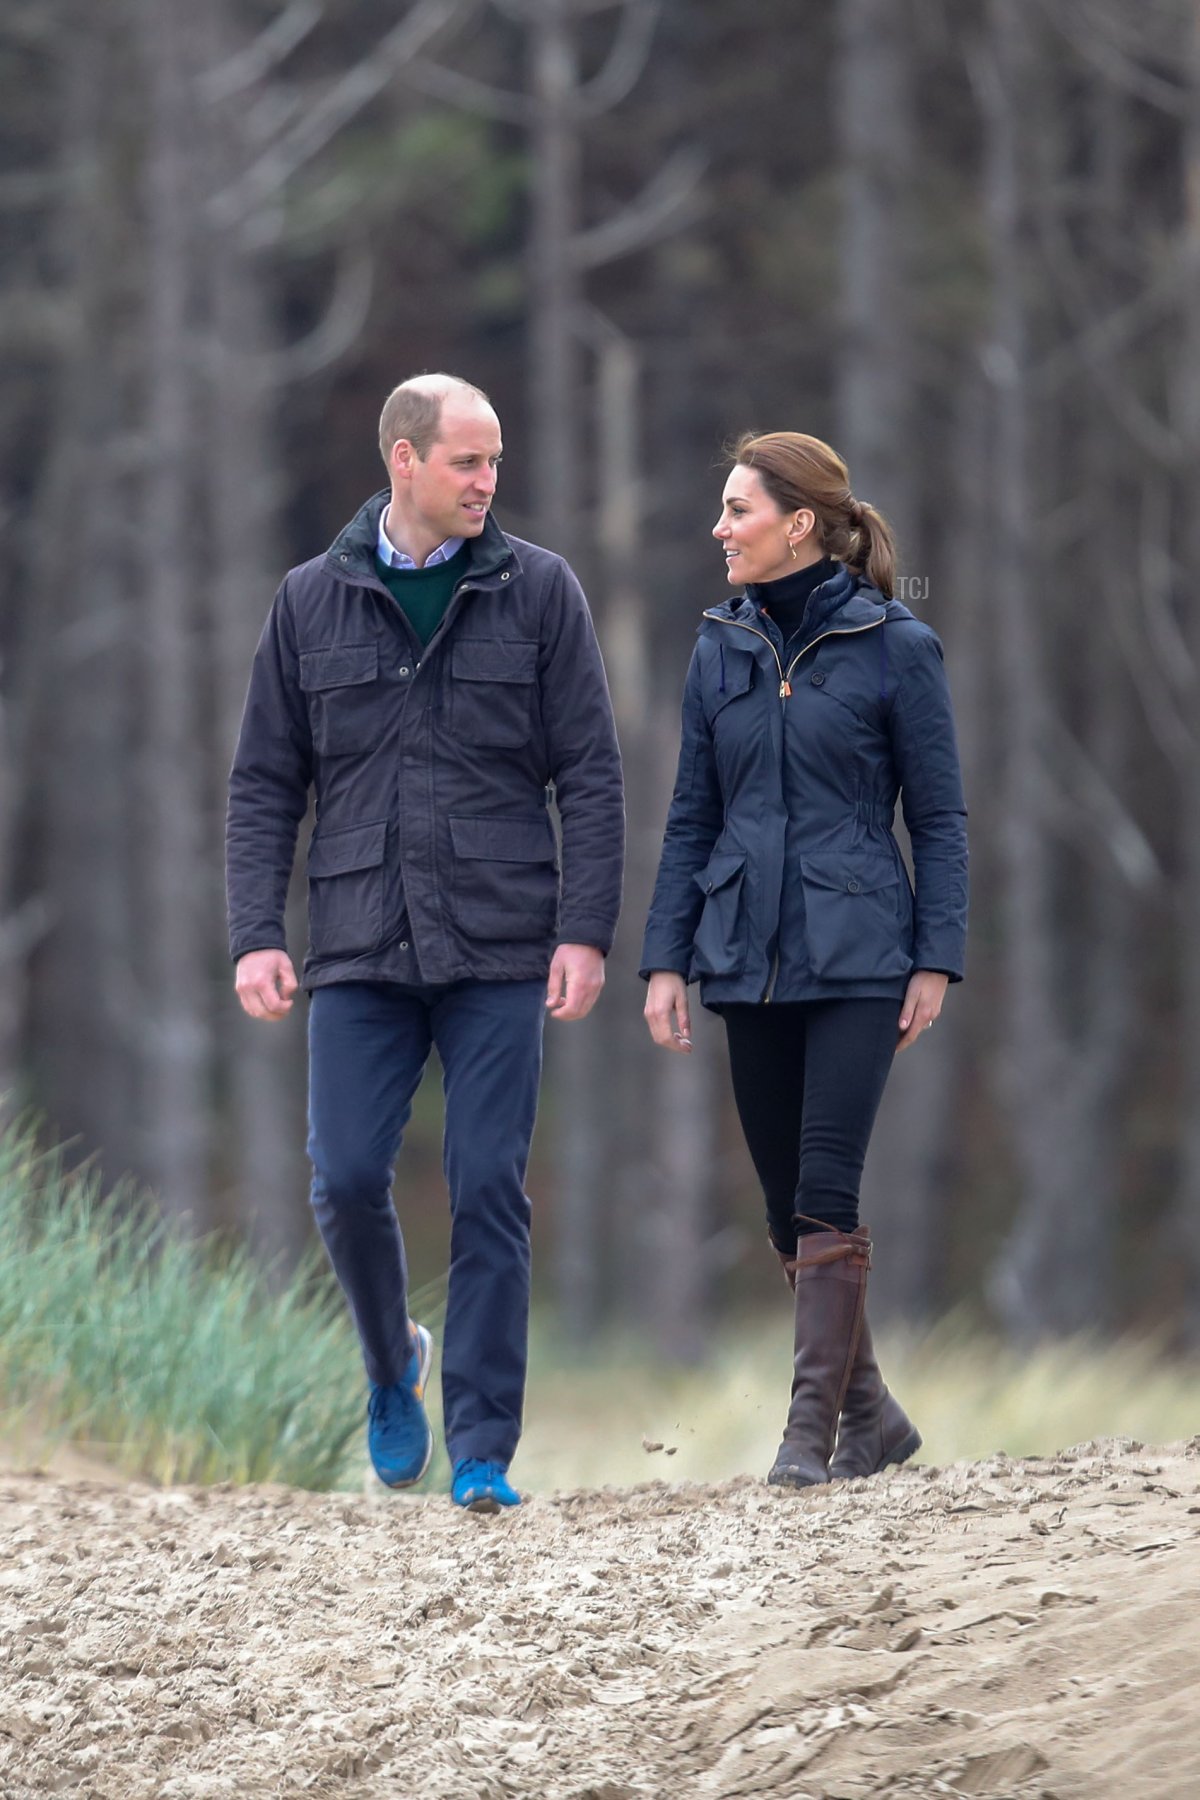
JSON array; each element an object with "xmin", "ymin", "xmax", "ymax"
[
  {"xmin": 325, "ymin": 489, "xmax": 517, "ymax": 586},
  {"xmin": 704, "ymin": 563, "xmax": 888, "ymax": 642}
]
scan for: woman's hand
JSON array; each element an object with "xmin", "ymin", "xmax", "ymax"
[
  {"xmin": 644, "ymin": 971, "xmax": 692, "ymax": 1053},
  {"xmin": 897, "ymin": 969, "xmax": 949, "ymax": 1051}
]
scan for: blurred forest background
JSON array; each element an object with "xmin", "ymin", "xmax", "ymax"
[{"xmin": 3, "ymin": 0, "xmax": 1199, "ymax": 1362}]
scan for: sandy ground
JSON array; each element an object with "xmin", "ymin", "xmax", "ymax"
[{"xmin": 0, "ymin": 1438, "xmax": 1196, "ymax": 1799}]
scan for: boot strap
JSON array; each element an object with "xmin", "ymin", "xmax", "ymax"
[{"xmin": 792, "ymin": 1215, "xmax": 872, "ymax": 1272}]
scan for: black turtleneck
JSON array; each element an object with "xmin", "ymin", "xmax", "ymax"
[{"xmin": 747, "ymin": 556, "xmax": 839, "ymax": 647}]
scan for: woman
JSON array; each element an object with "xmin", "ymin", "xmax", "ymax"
[{"xmin": 641, "ymin": 432, "xmax": 968, "ymax": 1490}]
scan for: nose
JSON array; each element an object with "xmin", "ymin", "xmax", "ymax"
[{"xmin": 713, "ymin": 517, "xmax": 728, "ymax": 540}]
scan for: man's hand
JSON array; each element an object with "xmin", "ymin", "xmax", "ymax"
[
  {"xmin": 235, "ymin": 949, "xmax": 299, "ymax": 1021},
  {"xmin": 545, "ymin": 943, "xmax": 605, "ymax": 1022},
  {"xmin": 896, "ymin": 969, "xmax": 949, "ymax": 1051},
  {"xmin": 644, "ymin": 971, "xmax": 692, "ymax": 1053}
]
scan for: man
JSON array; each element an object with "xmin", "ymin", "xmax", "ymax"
[{"xmin": 227, "ymin": 373, "xmax": 624, "ymax": 1512}]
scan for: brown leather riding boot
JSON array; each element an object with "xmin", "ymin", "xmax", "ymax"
[
  {"xmin": 828, "ymin": 1310, "xmax": 921, "ymax": 1480},
  {"xmin": 766, "ymin": 1227, "xmax": 870, "ymax": 1490}
]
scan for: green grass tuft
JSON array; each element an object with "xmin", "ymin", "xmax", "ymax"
[{"xmin": 0, "ymin": 1120, "xmax": 367, "ymax": 1489}]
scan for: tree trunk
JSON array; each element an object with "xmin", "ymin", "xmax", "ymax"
[
  {"xmin": 138, "ymin": 2, "xmax": 212, "ymax": 1225},
  {"xmin": 1175, "ymin": 2, "xmax": 1200, "ymax": 1340},
  {"xmin": 21, "ymin": 12, "xmax": 142, "ymax": 1181},
  {"xmin": 978, "ymin": 0, "xmax": 1068, "ymax": 1339},
  {"xmin": 202, "ymin": 1, "xmax": 309, "ymax": 1264},
  {"xmin": 525, "ymin": 0, "xmax": 605, "ymax": 1338},
  {"xmin": 836, "ymin": 0, "xmax": 953, "ymax": 1322}
]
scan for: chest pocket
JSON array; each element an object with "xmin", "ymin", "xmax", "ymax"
[
  {"xmin": 702, "ymin": 644, "xmax": 755, "ymax": 727},
  {"xmin": 299, "ymin": 643, "xmax": 380, "ymax": 757},
  {"xmin": 450, "ymin": 638, "xmax": 539, "ymax": 748}
]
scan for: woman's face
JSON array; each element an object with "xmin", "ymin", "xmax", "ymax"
[{"xmin": 713, "ymin": 465, "xmax": 815, "ymax": 586}]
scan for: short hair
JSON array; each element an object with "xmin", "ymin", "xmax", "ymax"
[{"xmin": 378, "ymin": 372, "xmax": 494, "ymax": 466}]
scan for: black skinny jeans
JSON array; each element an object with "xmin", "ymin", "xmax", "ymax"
[{"xmin": 723, "ymin": 998, "xmax": 899, "ymax": 1255}]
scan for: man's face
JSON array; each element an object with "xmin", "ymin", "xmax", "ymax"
[{"xmin": 396, "ymin": 399, "xmax": 503, "ymax": 544}]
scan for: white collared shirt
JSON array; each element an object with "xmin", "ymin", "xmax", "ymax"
[{"xmin": 377, "ymin": 508, "xmax": 464, "ymax": 570}]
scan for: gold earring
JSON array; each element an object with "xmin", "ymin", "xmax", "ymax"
[{"xmin": 789, "ymin": 539, "xmax": 798, "ymax": 561}]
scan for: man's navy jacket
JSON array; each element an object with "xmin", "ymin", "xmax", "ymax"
[
  {"xmin": 640, "ymin": 564, "xmax": 967, "ymax": 1007},
  {"xmin": 227, "ymin": 492, "xmax": 625, "ymax": 989}
]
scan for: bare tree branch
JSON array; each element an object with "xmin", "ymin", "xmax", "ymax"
[
  {"xmin": 576, "ymin": 0, "xmax": 659, "ymax": 117},
  {"xmin": 398, "ymin": 56, "xmax": 529, "ymax": 123},
  {"xmin": 208, "ymin": 0, "xmax": 473, "ymax": 228},
  {"xmin": 571, "ymin": 144, "xmax": 704, "ymax": 269},
  {"xmin": 1102, "ymin": 485, "xmax": 1195, "ymax": 771},
  {"xmin": 1138, "ymin": 476, "xmax": 1196, "ymax": 697},
  {"xmin": 1043, "ymin": 715, "xmax": 1161, "ymax": 889},
  {"xmin": 212, "ymin": 236, "xmax": 375, "ymax": 385},
  {"xmin": 1032, "ymin": 249, "xmax": 1183, "ymax": 393},
  {"xmin": 198, "ymin": 0, "xmax": 323, "ymax": 103},
  {"xmin": 1030, "ymin": 174, "xmax": 1184, "ymax": 466},
  {"xmin": 1032, "ymin": 0, "xmax": 1189, "ymax": 117}
]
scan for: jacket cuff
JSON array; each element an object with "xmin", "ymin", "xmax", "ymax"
[
  {"xmin": 638, "ymin": 959, "xmax": 690, "ymax": 982},
  {"xmin": 556, "ymin": 917, "xmax": 616, "ymax": 956},
  {"xmin": 230, "ymin": 934, "xmax": 288, "ymax": 965},
  {"xmin": 913, "ymin": 944, "xmax": 964, "ymax": 982}
]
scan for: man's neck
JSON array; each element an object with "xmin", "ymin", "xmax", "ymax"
[{"xmin": 381, "ymin": 499, "xmax": 441, "ymax": 569}]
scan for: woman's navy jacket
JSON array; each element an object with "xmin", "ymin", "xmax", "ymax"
[{"xmin": 640, "ymin": 564, "xmax": 968, "ymax": 1007}]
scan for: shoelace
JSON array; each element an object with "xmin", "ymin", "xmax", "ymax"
[{"xmin": 368, "ymin": 1383, "xmax": 419, "ymax": 1425}]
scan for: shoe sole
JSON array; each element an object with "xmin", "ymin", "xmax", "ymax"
[
  {"xmin": 766, "ymin": 1466, "xmax": 829, "ymax": 1490},
  {"xmin": 829, "ymin": 1426, "xmax": 923, "ymax": 1482},
  {"xmin": 883, "ymin": 1426, "xmax": 922, "ymax": 1469},
  {"xmin": 378, "ymin": 1325, "xmax": 435, "ymax": 1490}
]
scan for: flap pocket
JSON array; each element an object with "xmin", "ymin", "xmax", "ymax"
[
  {"xmin": 799, "ymin": 852, "xmax": 899, "ymax": 897},
  {"xmin": 449, "ymin": 814, "xmax": 557, "ymax": 864},
  {"xmin": 451, "ymin": 638, "xmax": 538, "ymax": 684},
  {"xmin": 705, "ymin": 645, "xmax": 754, "ymax": 718},
  {"xmin": 299, "ymin": 643, "xmax": 378, "ymax": 691},
  {"xmin": 308, "ymin": 819, "xmax": 387, "ymax": 879},
  {"xmin": 693, "ymin": 850, "xmax": 747, "ymax": 896}
]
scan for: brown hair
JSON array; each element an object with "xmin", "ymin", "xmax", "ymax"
[
  {"xmin": 732, "ymin": 431, "xmax": 896, "ymax": 599},
  {"xmin": 378, "ymin": 373, "xmax": 493, "ymax": 467}
]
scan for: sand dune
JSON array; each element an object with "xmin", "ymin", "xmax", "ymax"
[{"xmin": 0, "ymin": 1438, "xmax": 1195, "ymax": 1797}]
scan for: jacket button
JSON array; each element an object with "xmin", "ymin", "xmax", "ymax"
[
  {"xmin": 398, "ymin": 665, "xmax": 410, "ymax": 677},
  {"xmin": 398, "ymin": 940, "xmax": 409, "ymax": 951},
  {"xmin": 847, "ymin": 878, "xmax": 861, "ymax": 894},
  {"xmin": 811, "ymin": 671, "xmax": 825, "ymax": 686},
  {"xmin": 500, "ymin": 571, "xmax": 510, "ymax": 581},
  {"xmin": 340, "ymin": 553, "xmax": 348, "ymax": 562}
]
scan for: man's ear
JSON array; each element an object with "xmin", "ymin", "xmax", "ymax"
[{"xmin": 390, "ymin": 439, "xmax": 416, "ymax": 482}]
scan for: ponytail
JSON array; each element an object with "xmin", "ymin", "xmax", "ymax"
[{"xmin": 732, "ymin": 432, "xmax": 898, "ymax": 600}]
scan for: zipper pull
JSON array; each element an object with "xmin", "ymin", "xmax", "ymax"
[{"xmin": 780, "ymin": 678, "xmax": 791, "ymax": 698}]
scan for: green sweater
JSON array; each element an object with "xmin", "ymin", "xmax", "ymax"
[{"xmin": 374, "ymin": 542, "xmax": 470, "ymax": 647}]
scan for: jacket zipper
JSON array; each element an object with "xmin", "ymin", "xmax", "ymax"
[
  {"xmin": 703, "ymin": 616, "xmax": 788, "ymax": 694},
  {"xmin": 703, "ymin": 612, "xmax": 885, "ymax": 698},
  {"xmin": 702, "ymin": 611, "xmax": 886, "ymax": 1001}
]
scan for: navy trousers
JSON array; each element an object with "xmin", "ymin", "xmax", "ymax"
[
  {"xmin": 307, "ymin": 978, "xmax": 545, "ymax": 1467},
  {"xmin": 723, "ymin": 998, "xmax": 899, "ymax": 1254}
]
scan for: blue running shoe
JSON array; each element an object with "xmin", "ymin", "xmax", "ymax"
[
  {"xmin": 451, "ymin": 1457, "xmax": 521, "ymax": 1513},
  {"xmin": 367, "ymin": 1324, "xmax": 433, "ymax": 1489}
]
